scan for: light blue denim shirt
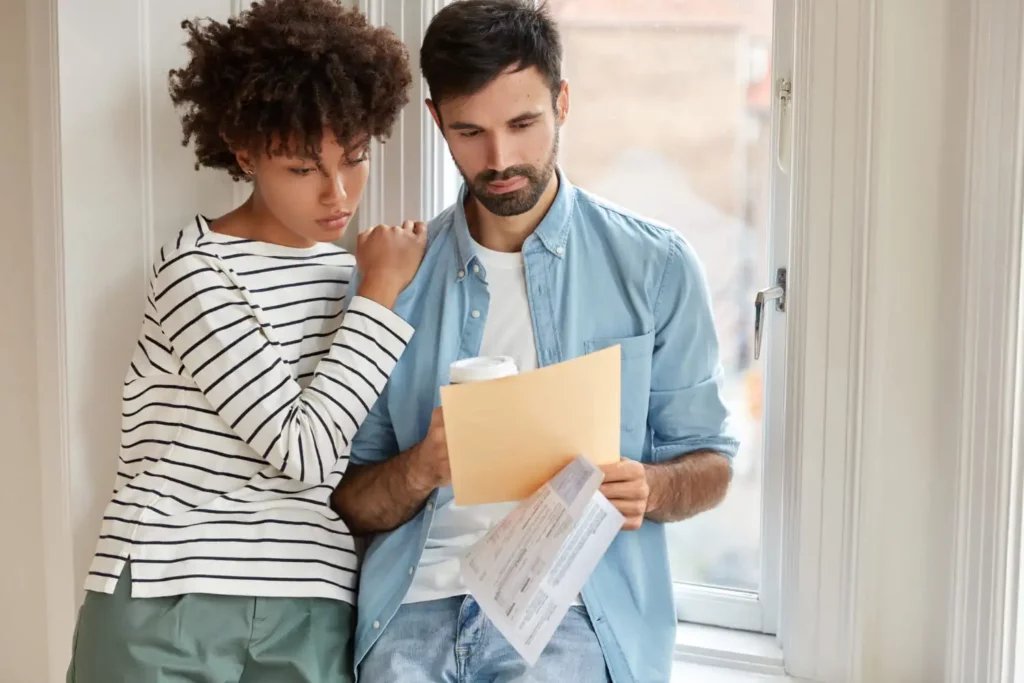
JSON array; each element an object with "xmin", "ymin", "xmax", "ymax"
[{"xmin": 348, "ymin": 169, "xmax": 739, "ymax": 683}]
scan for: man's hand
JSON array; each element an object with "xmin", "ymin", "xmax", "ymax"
[
  {"xmin": 406, "ymin": 407, "xmax": 451, "ymax": 494},
  {"xmin": 331, "ymin": 407, "xmax": 451, "ymax": 536},
  {"xmin": 599, "ymin": 459, "xmax": 650, "ymax": 531}
]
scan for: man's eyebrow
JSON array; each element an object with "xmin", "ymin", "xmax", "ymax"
[
  {"xmin": 447, "ymin": 120, "xmax": 482, "ymax": 131},
  {"xmin": 507, "ymin": 111, "xmax": 542, "ymax": 125},
  {"xmin": 447, "ymin": 111, "xmax": 543, "ymax": 131}
]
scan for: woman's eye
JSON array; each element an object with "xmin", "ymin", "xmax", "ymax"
[
  {"xmin": 346, "ymin": 154, "xmax": 369, "ymax": 166},
  {"xmin": 289, "ymin": 167, "xmax": 316, "ymax": 176}
]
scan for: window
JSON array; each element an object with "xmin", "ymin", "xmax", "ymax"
[
  {"xmin": 431, "ymin": 0, "xmax": 789, "ymax": 637},
  {"xmin": 546, "ymin": 0, "xmax": 784, "ymax": 634}
]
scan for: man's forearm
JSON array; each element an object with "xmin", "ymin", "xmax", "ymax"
[
  {"xmin": 644, "ymin": 450, "xmax": 732, "ymax": 523},
  {"xmin": 331, "ymin": 447, "xmax": 434, "ymax": 535}
]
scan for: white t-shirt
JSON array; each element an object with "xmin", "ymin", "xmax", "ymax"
[{"xmin": 404, "ymin": 240, "xmax": 539, "ymax": 604}]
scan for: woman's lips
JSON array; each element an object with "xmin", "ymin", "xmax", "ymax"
[{"xmin": 317, "ymin": 213, "xmax": 351, "ymax": 231}]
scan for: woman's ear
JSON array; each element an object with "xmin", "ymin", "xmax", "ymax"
[
  {"xmin": 234, "ymin": 147, "xmax": 255, "ymax": 176},
  {"xmin": 224, "ymin": 132, "xmax": 256, "ymax": 176}
]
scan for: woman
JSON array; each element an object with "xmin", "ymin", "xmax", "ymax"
[{"xmin": 66, "ymin": 1, "xmax": 422, "ymax": 681}]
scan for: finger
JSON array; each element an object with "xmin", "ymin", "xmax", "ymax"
[
  {"xmin": 401, "ymin": 219, "xmax": 416, "ymax": 232},
  {"xmin": 621, "ymin": 517, "xmax": 643, "ymax": 532},
  {"xmin": 600, "ymin": 481, "xmax": 648, "ymax": 501},
  {"xmin": 413, "ymin": 221, "xmax": 428, "ymax": 237},
  {"xmin": 600, "ymin": 461, "xmax": 642, "ymax": 483},
  {"xmin": 608, "ymin": 499, "xmax": 646, "ymax": 520}
]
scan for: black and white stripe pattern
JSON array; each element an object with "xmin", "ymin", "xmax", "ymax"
[{"xmin": 85, "ymin": 216, "xmax": 413, "ymax": 603}]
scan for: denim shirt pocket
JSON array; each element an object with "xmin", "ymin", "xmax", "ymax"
[{"xmin": 583, "ymin": 331, "xmax": 655, "ymax": 435}]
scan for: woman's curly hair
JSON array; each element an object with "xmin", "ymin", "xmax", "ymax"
[{"xmin": 169, "ymin": 0, "xmax": 412, "ymax": 180}]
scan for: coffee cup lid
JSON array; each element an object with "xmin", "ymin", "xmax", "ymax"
[{"xmin": 449, "ymin": 356, "xmax": 519, "ymax": 384}]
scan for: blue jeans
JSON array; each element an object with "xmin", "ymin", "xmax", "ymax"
[{"xmin": 359, "ymin": 596, "xmax": 611, "ymax": 682}]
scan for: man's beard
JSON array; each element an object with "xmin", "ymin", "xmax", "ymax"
[{"xmin": 460, "ymin": 134, "xmax": 559, "ymax": 217}]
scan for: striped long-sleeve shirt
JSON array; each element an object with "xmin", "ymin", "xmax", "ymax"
[{"xmin": 84, "ymin": 216, "xmax": 413, "ymax": 603}]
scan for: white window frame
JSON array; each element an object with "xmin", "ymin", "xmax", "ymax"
[{"xmin": 670, "ymin": 0, "xmax": 794, "ymax": 638}]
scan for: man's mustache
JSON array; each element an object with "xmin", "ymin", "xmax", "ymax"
[{"xmin": 475, "ymin": 166, "xmax": 536, "ymax": 184}]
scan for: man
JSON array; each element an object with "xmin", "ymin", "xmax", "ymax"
[{"xmin": 332, "ymin": 1, "xmax": 739, "ymax": 681}]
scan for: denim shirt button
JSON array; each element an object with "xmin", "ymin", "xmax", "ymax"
[
  {"xmin": 372, "ymin": 620, "xmax": 380, "ymax": 629},
  {"xmin": 457, "ymin": 269, "xmax": 466, "ymax": 278},
  {"xmin": 471, "ymin": 310, "xmax": 480, "ymax": 319}
]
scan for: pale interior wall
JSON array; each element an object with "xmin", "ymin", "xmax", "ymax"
[{"xmin": 0, "ymin": 0, "xmax": 49, "ymax": 680}]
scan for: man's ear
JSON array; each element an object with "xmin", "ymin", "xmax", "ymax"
[
  {"xmin": 556, "ymin": 80, "xmax": 570, "ymax": 126},
  {"xmin": 426, "ymin": 99, "xmax": 443, "ymax": 132}
]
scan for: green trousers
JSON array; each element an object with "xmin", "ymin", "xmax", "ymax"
[{"xmin": 66, "ymin": 563, "xmax": 354, "ymax": 683}]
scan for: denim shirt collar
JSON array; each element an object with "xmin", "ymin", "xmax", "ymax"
[{"xmin": 452, "ymin": 166, "xmax": 575, "ymax": 272}]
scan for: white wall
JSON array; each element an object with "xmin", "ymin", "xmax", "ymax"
[
  {"xmin": 56, "ymin": 0, "xmax": 242, "ymax": 594},
  {"xmin": 0, "ymin": 0, "xmax": 49, "ymax": 680}
]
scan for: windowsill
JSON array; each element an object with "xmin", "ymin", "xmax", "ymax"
[{"xmin": 672, "ymin": 622, "xmax": 800, "ymax": 682}]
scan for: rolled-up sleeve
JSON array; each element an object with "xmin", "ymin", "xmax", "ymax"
[
  {"xmin": 349, "ymin": 386, "xmax": 399, "ymax": 466},
  {"xmin": 648, "ymin": 235, "xmax": 740, "ymax": 462}
]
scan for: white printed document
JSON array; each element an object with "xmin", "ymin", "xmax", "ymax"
[{"xmin": 459, "ymin": 456, "xmax": 625, "ymax": 665}]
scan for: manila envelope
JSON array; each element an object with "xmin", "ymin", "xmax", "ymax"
[{"xmin": 439, "ymin": 345, "xmax": 622, "ymax": 506}]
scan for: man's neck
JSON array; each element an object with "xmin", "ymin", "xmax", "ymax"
[{"xmin": 466, "ymin": 172, "xmax": 559, "ymax": 253}]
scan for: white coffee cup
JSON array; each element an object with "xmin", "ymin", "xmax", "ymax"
[{"xmin": 449, "ymin": 356, "xmax": 519, "ymax": 384}]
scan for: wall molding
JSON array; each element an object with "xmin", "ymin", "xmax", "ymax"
[
  {"xmin": 945, "ymin": 0, "xmax": 1024, "ymax": 680},
  {"xmin": 779, "ymin": 0, "xmax": 876, "ymax": 679},
  {"xmin": 28, "ymin": 0, "xmax": 75, "ymax": 680},
  {"xmin": 356, "ymin": 0, "xmax": 450, "ymax": 230}
]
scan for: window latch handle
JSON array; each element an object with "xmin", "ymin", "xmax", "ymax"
[{"xmin": 754, "ymin": 267, "xmax": 787, "ymax": 360}]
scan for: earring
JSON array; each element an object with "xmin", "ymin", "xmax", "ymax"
[{"xmin": 243, "ymin": 167, "xmax": 255, "ymax": 177}]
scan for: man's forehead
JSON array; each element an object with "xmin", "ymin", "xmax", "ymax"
[{"xmin": 441, "ymin": 67, "xmax": 552, "ymax": 124}]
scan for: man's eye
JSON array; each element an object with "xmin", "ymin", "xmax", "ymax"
[
  {"xmin": 345, "ymin": 154, "xmax": 369, "ymax": 166},
  {"xmin": 460, "ymin": 130, "xmax": 481, "ymax": 138},
  {"xmin": 513, "ymin": 121, "xmax": 534, "ymax": 129},
  {"xmin": 289, "ymin": 167, "xmax": 316, "ymax": 176}
]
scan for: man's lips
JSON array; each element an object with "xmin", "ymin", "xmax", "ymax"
[{"xmin": 486, "ymin": 176, "xmax": 528, "ymax": 194}]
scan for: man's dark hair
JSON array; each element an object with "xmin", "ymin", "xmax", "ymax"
[
  {"xmin": 169, "ymin": 0, "xmax": 412, "ymax": 180},
  {"xmin": 420, "ymin": 0, "xmax": 562, "ymax": 107}
]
